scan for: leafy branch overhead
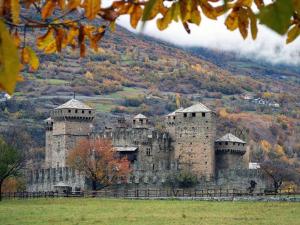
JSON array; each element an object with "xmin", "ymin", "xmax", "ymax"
[{"xmin": 0, "ymin": 0, "xmax": 300, "ymax": 94}]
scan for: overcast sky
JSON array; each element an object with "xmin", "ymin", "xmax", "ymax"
[{"xmin": 116, "ymin": 15, "xmax": 300, "ymax": 66}]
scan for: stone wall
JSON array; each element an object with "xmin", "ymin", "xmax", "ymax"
[{"xmin": 26, "ymin": 167, "xmax": 85, "ymax": 192}]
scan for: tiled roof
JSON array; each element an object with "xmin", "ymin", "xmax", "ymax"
[
  {"xmin": 55, "ymin": 99, "xmax": 92, "ymax": 110},
  {"xmin": 134, "ymin": 113, "xmax": 147, "ymax": 119},
  {"xmin": 215, "ymin": 133, "xmax": 246, "ymax": 144},
  {"xmin": 181, "ymin": 103, "xmax": 211, "ymax": 113},
  {"xmin": 166, "ymin": 108, "xmax": 184, "ymax": 117}
]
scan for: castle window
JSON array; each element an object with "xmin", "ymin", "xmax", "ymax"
[
  {"xmin": 225, "ymin": 142, "xmax": 228, "ymax": 145},
  {"xmin": 152, "ymin": 164, "xmax": 155, "ymax": 170},
  {"xmin": 243, "ymin": 143, "xmax": 245, "ymax": 146},
  {"xmin": 82, "ymin": 110, "xmax": 84, "ymax": 113},
  {"xmin": 192, "ymin": 112, "xmax": 196, "ymax": 117},
  {"xmin": 75, "ymin": 109, "xmax": 78, "ymax": 113},
  {"xmin": 219, "ymin": 142, "xmax": 222, "ymax": 145},
  {"xmin": 173, "ymin": 116, "xmax": 175, "ymax": 120},
  {"xmin": 68, "ymin": 109, "xmax": 71, "ymax": 113},
  {"xmin": 133, "ymin": 119, "xmax": 136, "ymax": 124},
  {"xmin": 238, "ymin": 143, "xmax": 240, "ymax": 146},
  {"xmin": 89, "ymin": 110, "xmax": 91, "ymax": 114},
  {"xmin": 233, "ymin": 142, "xmax": 236, "ymax": 145},
  {"xmin": 183, "ymin": 113, "xmax": 187, "ymax": 118},
  {"xmin": 202, "ymin": 112, "xmax": 206, "ymax": 117},
  {"xmin": 146, "ymin": 148, "xmax": 152, "ymax": 156}
]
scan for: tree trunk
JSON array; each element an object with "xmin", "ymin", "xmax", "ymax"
[
  {"xmin": 274, "ymin": 180, "xmax": 282, "ymax": 193},
  {"xmin": 92, "ymin": 180, "xmax": 97, "ymax": 191}
]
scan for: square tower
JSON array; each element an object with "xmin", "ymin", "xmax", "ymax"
[
  {"xmin": 174, "ymin": 103, "xmax": 216, "ymax": 180},
  {"xmin": 46, "ymin": 99, "xmax": 95, "ymax": 168}
]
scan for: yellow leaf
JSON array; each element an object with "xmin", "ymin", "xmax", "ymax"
[
  {"xmin": 157, "ymin": 7, "xmax": 172, "ymax": 31},
  {"xmin": 82, "ymin": 0, "xmax": 101, "ymax": 20},
  {"xmin": 286, "ymin": 24, "xmax": 300, "ymax": 44},
  {"xmin": 180, "ymin": 0, "xmax": 192, "ymax": 22},
  {"xmin": 58, "ymin": 0, "xmax": 65, "ymax": 9},
  {"xmin": 41, "ymin": 0, "xmax": 56, "ymax": 19},
  {"xmin": 247, "ymin": 8, "xmax": 257, "ymax": 40},
  {"xmin": 225, "ymin": 10, "xmax": 239, "ymax": 31},
  {"xmin": 63, "ymin": 27, "xmax": 78, "ymax": 47},
  {"xmin": 68, "ymin": 0, "xmax": 81, "ymax": 10},
  {"xmin": 0, "ymin": 20, "xmax": 20, "ymax": 94},
  {"xmin": 293, "ymin": 0, "xmax": 300, "ymax": 14},
  {"xmin": 130, "ymin": 5, "xmax": 143, "ymax": 28},
  {"xmin": 172, "ymin": 2, "xmax": 181, "ymax": 22},
  {"xmin": 238, "ymin": 8, "xmax": 249, "ymax": 39},
  {"xmin": 44, "ymin": 41, "xmax": 57, "ymax": 54},
  {"xmin": 237, "ymin": 0, "xmax": 253, "ymax": 7},
  {"xmin": 142, "ymin": 0, "xmax": 163, "ymax": 21},
  {"xmin": 37, "ymin": 28, "xmax": 56, "ymax": 52},
  {"xmin": 200, "ymin": 2, "xmax": 218, "ymax": 20},
  {"xmin": 25, "ymin": 47, "xmax": 40, "ymax": 71},
  {"xmin": 11, "ymin": 0, "xmax": 21, "ymax": 24}
]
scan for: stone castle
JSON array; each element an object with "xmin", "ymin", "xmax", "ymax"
[{"xmin": 27, "ymin": 98, "xmax": 266, "ymax": 192}]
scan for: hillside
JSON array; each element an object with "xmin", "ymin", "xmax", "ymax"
[{"xmin": 0, "ymin": 24, "xmax": 299, "ymax": 160}]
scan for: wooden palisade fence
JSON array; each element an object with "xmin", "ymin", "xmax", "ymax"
[{"xmin": 2, "ymin": 188, "xmax": 299, "ymax": 199}]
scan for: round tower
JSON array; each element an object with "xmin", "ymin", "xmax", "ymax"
[{"xmin": 215, "ymin": 133, "xmax": 246, "ymax": 171}]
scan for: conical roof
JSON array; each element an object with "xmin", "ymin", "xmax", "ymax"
[
  {"xmin": 215, "ymin": 133, "xmax": 246, "ymax": 144},
  {"xmin": 55, "ymin": 99, "xmax": 92, "ymax": 110},
  {"xmin": 181, "ymin": 103, "xmax": 211, "ymax": 113}
]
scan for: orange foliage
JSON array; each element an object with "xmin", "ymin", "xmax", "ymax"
[
  {"xmin": 1, "ymin": 178, "xmax": 18, "ymax": 192},
  {"xmin": 67, "ymin": 138, "xmax": 131, "ymax": 189},
  {"xmin": 218, "ymin": 108, "xmax": 229, "ymax": 119},
  {"xmin": 260, "ymin": 140, "xmax": 271, "ymax": 154}
]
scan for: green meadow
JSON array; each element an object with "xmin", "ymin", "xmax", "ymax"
[{"xmin": 0, "ymin": 198, "xmax": 299, "ymax": 225}]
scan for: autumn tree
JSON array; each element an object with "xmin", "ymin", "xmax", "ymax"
[
  {"xmin": 0, "ymin": 140, "xmax": 26, "ymax": 201},
  {"xmin": 256, "ymin": 140, "xmax": 300, "ymax": 193},
  {"xmin": 1, "ymin": 0, "xmax": 300, "ymax": 94},
  {"xmin": 67, "ymin": 138, "xmax": 131, "ymax": 190},
  {"xmin": 261, "ymin": 160, "xmax": 299, "ymax": 193}
]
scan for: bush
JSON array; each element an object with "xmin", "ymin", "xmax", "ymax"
[{"xmin": 165, "ymin": 171, "xmax": 198, "ymax": 189}]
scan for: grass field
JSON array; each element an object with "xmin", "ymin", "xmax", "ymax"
[{"xmin": 0, "ymin": 199, "xmax": 299, "ymax": 225}]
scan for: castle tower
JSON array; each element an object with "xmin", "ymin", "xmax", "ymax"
[
  {"xmin": 45, "ymin": 117, "xmax": 53, "ymax": 168},
  {"xmin": 46, "ymin": 98, "xmax": 95, "ymax": 168},
  {"xmin": 174, "ymin": 103, "xmax": 216, "ymax": 180},
  {"xmin": 132, "ymin": 114, "xmax": 149, "ymax": 129},
  {"xmin": 215, "ymin": 133, "xmax": 246, "ymax": 171}
]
